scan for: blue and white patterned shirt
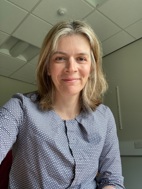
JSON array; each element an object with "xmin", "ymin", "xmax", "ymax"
[{"xmin": 0, "ymin": 93, "xmax": 125, "ymax": 189}]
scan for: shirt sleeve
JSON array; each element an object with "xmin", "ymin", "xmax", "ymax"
[
  {"xmin": 0, "ymin": 95, "xmax": 24, "ymax": 163},
  {"xmin": 96, "ymin": 107, "xmax": 125, "ymax": 189}
]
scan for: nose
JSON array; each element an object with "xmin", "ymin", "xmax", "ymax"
[{"xmin": 65, "ymin": 57, "xmax": 77, "ymax": 73}]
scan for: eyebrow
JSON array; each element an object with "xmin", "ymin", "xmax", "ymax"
[
  {"xmin": 52, "ymin": 51, "xmax": 67, "ymax": 56},
  {"xmin": 52, "ymin": 51, "xmax": 90, "ymax": 56}
]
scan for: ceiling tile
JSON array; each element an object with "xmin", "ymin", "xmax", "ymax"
[
  {"xmin": 8, "ymin": 0, "xmax": 41, "ymax": 11},
  {"xmin": 10, "ymin": 55, "xmax": 39, "ymax": 83},
  {"xmin": 85, "ymin": 10, "xmax": 121, "ymax": 41},
  {"xmin": 0, "ymin": 31, "xmax": 10, "ymax": 46},
  {"xmin": 0, "ymin": 53, "xmax": 26, "ymax": 76},
  {"xmin": 10, "ymin": 63, "xmax": 36, "ymax": 83},
  {"xmin": 84, "ymin": 0, "xmax": 108, "ymax": 8},
  {"xmin": 0, "ymin": 1, "xmax": 28, "ymax": 34},
  {"xmin": 102, "ymin": 31, "xmax": 135, "ymax": 56},
  {"xmin": 98, "ymin": 0, "xmax": 142, "ymax": 28},
  {"xmin": 125, "ymin": 19, "xmax": 142, "ymax": 40},
  {"xmin": 13, "ymin": 15, "xmax": 52, "ymax": 48},
  {"xmin": 32, "ymin": 0, "xmax": 94, "ymax": 24},
  {"xmin": 28, "ymin": 55, "xmax": 39, "ymax": 67}
]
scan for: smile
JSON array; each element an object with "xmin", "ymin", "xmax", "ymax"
[{"xmin": 62, "ymin": 78, "xmax": 80, "ymax": 82}]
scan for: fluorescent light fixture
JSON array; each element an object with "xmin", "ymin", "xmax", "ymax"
[
  {"xmin": 0, "ymin": 36, "xmax": 40, "ymax": 61},
  {"xmin": 85, "ymin": 0, "xmax": 108, "ymax": 7},
  {"xmin": 10, "ymin": 41, "xmax": 29, "ymax": 57}
]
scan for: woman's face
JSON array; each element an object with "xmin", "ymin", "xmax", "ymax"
[{"xmin": 48, "ymin": 34, "xmax": 92, "ymax": 99}]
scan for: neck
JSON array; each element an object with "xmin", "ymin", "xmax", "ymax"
[{"xmin": 53, "ymin": 94, "xmax": 81, "ymax": 120}]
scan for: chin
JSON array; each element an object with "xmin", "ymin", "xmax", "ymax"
[{"xmin": 64, "ymin": 90, "xmax": 81, "ymax": 96}]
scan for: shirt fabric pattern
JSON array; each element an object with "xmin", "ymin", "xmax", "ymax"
[{"xmin": 0, "ymin": 93, "xmax": 125, "ymax": 189}]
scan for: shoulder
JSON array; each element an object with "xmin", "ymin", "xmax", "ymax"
[
  {"xmin": 80, "ymin": 104, "xmax": 114, "ymax": 126},
  {"xmin": 91, "ymin": 104, "xmax": 116, "ymax": 128},
  {"xmin": 95, "ymin": 104, "xmax": 113, "ymax": 118},
  {"xmin": 13, "ymin": 91, "xmax": 38, "ymax": 101},
  {"xmin": 1, "ymin": 91, "xmax": 39, "ymax": 111},
  {"xmin": 11, "ymin": 91, "xmax": 39, "ymax": 105},
  {"xmin": 95, "ymin": 104, "xmax": 117, "ymax": 133}
]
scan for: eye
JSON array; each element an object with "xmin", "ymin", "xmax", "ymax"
[
  {"xmin": 54, "ymin": 56, "xmax": 67, "ymax": 63},
  {"xmin": 77, "ymin": 56, "xmax": 87, "ymax": 63}
]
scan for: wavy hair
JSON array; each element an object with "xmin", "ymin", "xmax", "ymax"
[{"xmin": 36, "ymin": 20, "xmax": 108, "ymax": 110}]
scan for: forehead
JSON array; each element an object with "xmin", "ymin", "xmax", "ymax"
[{"xmin": 55, "ymin": 34, "xmax": 90, "ymax": 50}]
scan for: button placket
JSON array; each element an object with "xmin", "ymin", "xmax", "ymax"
[
  {"xmin": 65, "ymin": 120, "xmax": 76, "ymax": 145},
  {"xmin": 65, "ymin": 120, "xmax": 94, "ymax": 187}
]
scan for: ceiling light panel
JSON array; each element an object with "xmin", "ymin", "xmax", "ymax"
[
  {"xmin": 0, "ymin": 36, "xmax": 40, "ymax": 62},
  {"xmin": 0, "ymin": 32, "xmax": 10, "ymax": 46}
]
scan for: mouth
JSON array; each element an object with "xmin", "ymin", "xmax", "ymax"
[{"xmin": 62, "ymin": 78, "xmax": 80, "ymax": 82}]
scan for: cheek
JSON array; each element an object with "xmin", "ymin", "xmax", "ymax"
[
  {"xmin": 49, "ymin": 66, "xmax": 63, "ymax": 82},
  {"xmin": 49, "ymin": 65, "xmax": 59, "ymax": 76},
  {"xmin": 83, "ymin": 65, "xmax": 91, "ymax": 77}
]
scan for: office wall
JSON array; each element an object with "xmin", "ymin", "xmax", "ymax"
[
  {"xmin": 103, "ymin": 38, "xmax": 142, "ymax": 189},
  {"xmin": 0, "ymin": 76, "xmax": 36, "ymax": 106},
  {"xmin": 103, "ymin": 38, "xmax": 142, "ymax": 141},
  {"xmin": 121, "ymin": 156, "xmax": 142, "ymax": 189}
]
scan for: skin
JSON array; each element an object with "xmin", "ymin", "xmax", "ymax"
[
  {"xmin": 48, "ymin": 34, "xmax": 92, "ymax": 119},
  {"xmin": 103, "ymin": 186, "xmax": 116, "ymax": 189}
]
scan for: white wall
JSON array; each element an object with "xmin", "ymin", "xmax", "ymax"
[
  {"xmin": 103, "ymin": 38, "xmax": 142, "ymax": 189},
  {"xmin": 103, "ymin": 38, "xmax": 142, "ymax": 142},
  {"xmin": 121, "ymin": 157, "xmax": 142, "ymax": 189},
  {"xmin": 0, "ymin": 76, "xmax": 37, "ymax": 106}
]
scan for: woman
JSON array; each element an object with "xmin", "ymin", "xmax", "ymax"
[{"xmin": 0, "ymin": 20, "xmax": 125, "ymax": 189}]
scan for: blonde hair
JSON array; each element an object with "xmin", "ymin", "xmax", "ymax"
[{"xmin": 36, "ymin": 20, "xmax": 108, "ymax": 110}]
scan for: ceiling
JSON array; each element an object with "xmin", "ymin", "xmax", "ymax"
[{"xmin": 0, "ymin": 0, "xmax": 142, "ymax": 85}]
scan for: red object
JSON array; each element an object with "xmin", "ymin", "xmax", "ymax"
[{"xmin": 0, "ymin": 151, "xmax": 12, "ymax": 189}]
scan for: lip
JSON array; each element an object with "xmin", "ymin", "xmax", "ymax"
[{"xmin": 62, "ymin": 78, "xmax": 80, "ymax": 81}]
